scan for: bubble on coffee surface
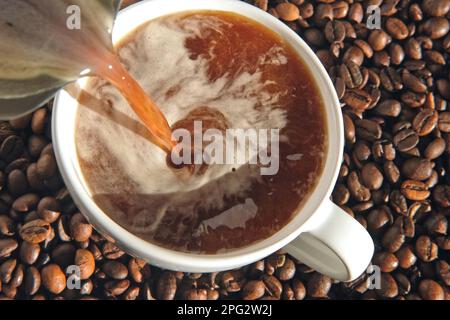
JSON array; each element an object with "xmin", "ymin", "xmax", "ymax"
[{"xmin": 76, "ymin": 12, "xmax": 327, "ymax": 253}]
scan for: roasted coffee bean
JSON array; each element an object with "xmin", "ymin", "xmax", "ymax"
[
  {"xmin": 368, "ymin": 30, "xmax": 391, "ymax": 51},
  {"xmin": 254, "ymin": 0, "xmax": 268, "ymax": 11},
  {"xmin": 102, "ymin": 242, "xmax": 125, "ymax": 260},
  {"xmin": 313, "ymin": 3, "xmax": 333, "ymax": 26},
  {"xmin": 394, "ymin": 216, "xmax": 415, "ymax": 238},
  {"xmin": 436, "ymin": 80, "xmax": 450, "ymax": 100},
  {"xmin": 422, "ymin": 0, "xmax": 450, "ymax": 17},
  {"xmin": 69, "ymin": 213, "xmax": 92, "ymax": 242},
  {"xmin": 424, "ymin": 214, "xmax": 447, "ymax": 235},
  {"xmin": 104, "ymin": 279, "xmax": 130, "ymax": 297},
  {"xmin": 438, "ymin": 112, "xmax": 450, "ymax": 132},
  {"xmin": 36, "ymin": 154, "xmax": 57, "ymax": 179},
  {"xmin": 10, "ymin": 264, "xmax": 24, "ymax": 288},
  {"xmin": 376, "ymin": 273, "xmax": 398, "ymax": 298},
  {"xmin": 31, "ymin": 108, "xmax": 47, "ymax": 135},
  {"xmin": 367, "ymin": 207, "xmax": 392, "ymax": 231},
  {"xmin": 102, "ymin": 261, "xmax": 128, "ymax": 280},
  {"xmin": 333, "ymin": 184, "xmax": 350, "ymax": 205},
  {"xmin": 0, "ymin": 259, "xmax": 16, "ymax": 284},
  {"xmin": 0, "ymin": 136, "xmax": 24, "ymax": 163},
  {"xmin": 182, "ymin": 288, "xmax": 207, "ymax": 300},
  {"xmin": 37, "ymin": 197, "xmax": 61, "ymax": 223},
  {"xmin": 374, "ymin": 99, "xmax": 401, "ymax": 117},
  {"xmin": 424, "ymin": 138, "xmax": 446, "ymax": 160},
  {"xmin": 292, "ymin": 278, "xmax": 306, "ymax": 300},
  {"xmin": 12, "ymin": 193, "xmax": 40, "ymax": 212},
  {"xmin": 436, "ymin": 260, "xmax": 450, "ymax": 286},
  {"xmin": 0, "ymin": 215, "xmax": 14, "ymax": 236},
  {"xmin": 355, "ymin": 119, "xmax": 382, "ymax": 141},
  {"xmin": 361, "ymin": 163, "xmax": 383, "ymax": 190},
  {"xmin": 389, "ymin": 43, "xmax": 405, "ymax": 65},
  {"xmin": 373, "ymin": 51, "xmax": 391, "ymax": 67},
  {"xmin": 339, "ymin": 62, "xmax": 363, "ymax": 89},
  {"xmin": 436, "ymin": 236, "xmax": 450, "ymax": 250},
  {"xmin": 75, "ymin": 249, "xmax": 95, "ymax": 280},
  {"xmin": 433, "ymin": 185, "xmax": 450, "ymax": 207},
  {"xmin": 394, "ymin": 273, "xmax": 411, "ymax": 295},
  {"xmin": 347, "ymin": 2, "xmax": 363, "ymax": 22},
  {"xmin": 343, "ymin": 113, "xmax": 355, "ymax": 142},
  {"xmin": 380, "ymin": 67, "xmax": 403, "ymax": 92},
  {"xmin": 343, "ymin": 46, "xmax": 365, "ymax": 66},
  {"xmin": 401, "ymin": 92, "xmax": 426, "ymax": 108},
  {"xmin": 307, "ymin": 273, "xmax": 331, "ymax": 298},
  {"xmin": 384, "ymin": 161, "xmax": 400, "ymax": 184},
  {"xmin": 420, "ymin": 17, "xmax": 449, "ymax": 39},
  {"xmin": 128, "ymin": 258, "xmax": 146, "ymax": 284},
  {"xmin": 402, "ymin": 71, "xmax": 427, "ymax": 93},
  {"xmin": 412, "ymin": 109, "xmax": 438, "ymax": 136},
  {"xmin": 331, "ymin": 1, "xmax": 348, "ymax": 19},
  {"xmin": 7, "ymin": 169, "xmax": 28, "ymax": 197},
  {"xmin": 19, "ymin": 241, "xmax": 40, "ymax": 265},
  {"xmin": 409, "ymin": 3, "xmax": 423, "ymax": 21},
  {"xmin": 394, "ymin": 129, "xmax": 419, "ymax": 152},
  {"xmin": 343, "ymin": 89, "xmax": 372, "ymax": 110},
  {"xmin": 382, "ymin": 226, "xmax": 405, "ymax": 253},
  {"xmin": 241, "ymin": 280, "xmax": 265, "ymax": 300},
  {"xmin": 401, "ymin": 180, "xmax": 430, "ymax": 201},
  {"xmin": 353, "ymin": 140, "xmax": 371, "ymax": 161},
  {"xmin": 262, "ymin": 274, "xmax": 283, "ymax": 298},
  {"xmin": 415, "ymin": 235, "xmax": 438, "ymax": 262},
  {"xmin": 275, "ymin": 258, "xmax": 296, "ymax": 281},
  {"xmin": 401, "ymin": 158, "xmax": 433, "ymax": 181},
  {"xmin": 24, "ymin": 266, "xmax": 41, "ymax": 296},
  {"xmin": 372, "ymin": 252, "xmax": 399, "ymax": 272},
  {"xmin": 0, "ymin": 239, "xmax": 17, "ymax": 259},
  {"xmin": 347, "ymin": 171, "xmax": 371, "ymax": 201},
  {"xmin": 26, "ymin": 163, "xmax": 45, "ymax": 191},
  {"xmin": 303, "ymin": 28, "xmax": 326, "ymax": 47},
  {"xmin": 41, "ymin": 264, "xmax": 66, "ymax": 294},
  {"xmin": 324, "ymin": 20, "xmax": 345, "ymax": 43},
  {"xmin": 19, "ymin": 219, "xmax": 51, "ymax": 244},
  {"xmin": 418, "ymin": 279, "xmax": 444, "ymax": 300},
  {"xmin": 156, "ymin": 272, "xmax": 177, "ymax": 300},
  {"xmin": 396, "ymin": 245, "xmax": 417, "ymax": 269},
  {"xmin": 354, "ymin": 39, "xmax": 373, "ymax": 59},
  {"xmin": 385, "ymin": 17, "xmax": 409, "ymax": 40},
  {"xmin": 275, "ymin": 2, "xmax": 300, "ymax": 21}
]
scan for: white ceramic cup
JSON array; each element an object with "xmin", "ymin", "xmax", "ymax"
[{"xmin": 52, "ymin": 0, "xmax": 374, "ymax": 281}]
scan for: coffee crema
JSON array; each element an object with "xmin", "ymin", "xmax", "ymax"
[{"xmin": 76, "ymin": 11, "xmax": 328, "ymax": 254}]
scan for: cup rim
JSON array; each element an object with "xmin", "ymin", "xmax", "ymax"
[{"xmin": 52, "ymin": 0, "xmax": 344, "ymax": 272}]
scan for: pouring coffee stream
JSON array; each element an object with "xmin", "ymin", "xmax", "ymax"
[{"xmin": 0, "ymin": 0, "xmax": 175, "ymax": 154}]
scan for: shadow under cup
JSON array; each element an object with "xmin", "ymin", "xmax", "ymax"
[{"xmin": 52, "ymin": 0, "xmax": 344, "ymax": 273}]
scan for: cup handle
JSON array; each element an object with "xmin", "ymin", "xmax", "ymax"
[{"xmin": 284, "ymin": 200, "xmax": 374, "ymax": 281}]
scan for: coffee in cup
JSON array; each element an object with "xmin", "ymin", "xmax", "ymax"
[{"xmin": 75, "ymin": 11, "xmax": 328, "ymax": 254}]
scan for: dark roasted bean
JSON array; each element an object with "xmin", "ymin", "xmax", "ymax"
[
  {"xmin": 415, "ymin": 235, "xmax": 438, "ymax": 262},
  {"xmin": 418, "ymin": 279, "xmax": 444, "ymax": 300},
  {"xmin": 413, "ymin": 109, "xmax": 438, "ymax": 136},
  {"xmin": 307, "ymin": 273, "xmax": 331, "ymax": 298},
  {"xmin": 376, "ymin": 273, "xmax": 398, "ymax": 298},
  {"xmin": 402, "ymin": 158, "xmax": 434, "ymax": 181}
]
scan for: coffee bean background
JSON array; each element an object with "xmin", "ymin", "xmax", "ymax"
[{"xmin": 0, "ymin": 0, "xmax": 448, "ymax": 300}]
